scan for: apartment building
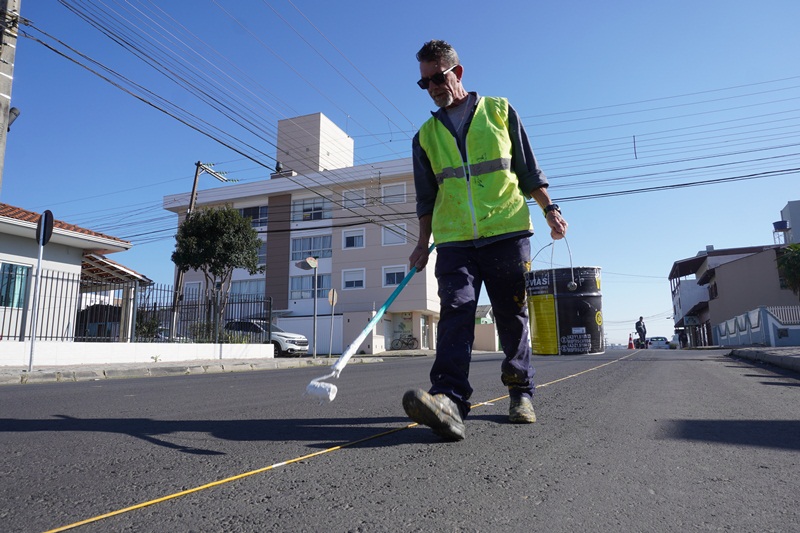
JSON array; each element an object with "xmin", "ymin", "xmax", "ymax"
[{"xmin": 164, "ymin": 113, "xmax": 439, "ymax": 355}]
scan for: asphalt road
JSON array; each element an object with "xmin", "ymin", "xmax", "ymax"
[{"xmin": 1, "ymin": 349, "xmax": 798, "ymax": 532}]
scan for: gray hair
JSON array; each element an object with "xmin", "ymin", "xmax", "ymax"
[{"xmin": 416, "ymin": 40, "xmax": 460, "ymax": 68}]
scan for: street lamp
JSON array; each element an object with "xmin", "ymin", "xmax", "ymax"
[{"xmin": 296, "ymin": 256, "xmax": 318, "ymax": 359}]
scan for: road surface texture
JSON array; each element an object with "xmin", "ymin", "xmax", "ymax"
[{"xmin": 1, "ymin": 349, "xmax": 797, "ymax": 532}]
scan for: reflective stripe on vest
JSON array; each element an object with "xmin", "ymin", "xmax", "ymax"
[{"xmin": 419, "ymin": 96, "xmax": 532, "ymax": 243}]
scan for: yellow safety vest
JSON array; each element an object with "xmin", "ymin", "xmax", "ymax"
[{"xmin": 419, "ymin": 96, "xmax": 532, "ymax": 244}]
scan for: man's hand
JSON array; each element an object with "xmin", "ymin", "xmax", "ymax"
[
  {"xmin": 409, "ymin": 243, "xmax": 430, "ymax": 271},
  {"xmin": 546, "ymin": 210, "xmax": 568, "ymax": 240}
]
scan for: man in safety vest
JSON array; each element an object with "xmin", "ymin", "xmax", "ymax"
[{"xmin": 403, "ymin": 40, "xmax": 568, "ymax": 441}]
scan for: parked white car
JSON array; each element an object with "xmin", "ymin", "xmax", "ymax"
[
  {"xmin": 224, "ymin": 320, "xmax": 309, "ymax": 356},
  {"xmin": 647, "ymin": 336, "xmax": 671, "ymax": 349}
]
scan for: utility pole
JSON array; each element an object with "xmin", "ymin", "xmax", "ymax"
[
  {"xmin": 169, "ymin": 161, "xmax": 230, "ymax": 340},
  {"xmin": 0, "ymin": 0, "xmax": 21, "ymax": 198}
]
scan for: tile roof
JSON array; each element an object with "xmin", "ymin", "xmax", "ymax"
[{"xmin": 0, "ymin": 202, "xmax": 130, "ymax": 245}]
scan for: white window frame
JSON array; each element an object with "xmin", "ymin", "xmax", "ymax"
[
  {"xmin": 291, "ymin": 197, "xmax": 332, "ymax": 221},
  {"xmin": 342, "ymin": 268, "xmax": 366, "ymax": 290},
  {"xmin": 342, "ymin": 228, "xmax": 365, "ymax": 250},
  {"xmin": 239, "ymin": 205, "xmax": 268, "ymax": 227},
  {"xmin": 183, "ymin": 281, "xmax": 202, "ymax": 301},
  {"xmin": 291, "ymin": 234, "xmax": 332, "ymax": 261},
  {"xmin": 230, "ymin": 279, "xmax": 266, "ymax": 296},
  {"xmin": 382, "ymin": 223, "xmax": 407, "ymax": 246},
  {"xmin": 383, "ymin": 265, "xmax": 407, "ymax": 287},
  {"xmin": 290, "ymin": 273, "xmax": 331, "ymax": 300},
  {"xmin": 342, "ymin": 188, "xmax": 366, "ymax": 209},
  {"xmin": 382, "ymin": 183, "xmax": 406, "ymax": 205},
  {"xmin": 0, "ymin": 262, "xmax": 31, "ymax": 309}
]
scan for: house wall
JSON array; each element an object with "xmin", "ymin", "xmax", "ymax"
[
  {"xmin": 0, "ymin": 232, "xmax": 84, "ymax": 273},
  {"xmin": 672, "ymin": 277, "xmax": 706, "ymax": 319},
  {"xmin": 1, "ymin": 234, "xmax": 85, "ymax": 341},
  {"xmin": 708, "ymin": 249, "xmax": 798, "ymax": 324}
]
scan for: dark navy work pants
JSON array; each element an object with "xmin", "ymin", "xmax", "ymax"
[{"xmin": 429, "ymin": 236, "xmax": 535, "ymax": 417}]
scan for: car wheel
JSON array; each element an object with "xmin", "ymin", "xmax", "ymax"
[{"xmin": 272, "ymin": 341, "xmax": 284, "ymax": 357}]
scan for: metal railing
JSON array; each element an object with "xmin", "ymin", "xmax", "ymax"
[{"xmin": 0, "ymin": 268, "xmax": 272, "ymax": 343}]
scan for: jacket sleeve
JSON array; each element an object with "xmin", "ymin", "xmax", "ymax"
[
  {"xmin": 508, "ymin": 103, "xmax": 548, "ymax": 197},
  {"xmin": 412, "ymin": 132, "xmax": 439, "ymax": 219}
]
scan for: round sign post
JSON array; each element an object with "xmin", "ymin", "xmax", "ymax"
[{"xmin": 29, "ymin": 210, "xmax": 55, "ymax": 372}]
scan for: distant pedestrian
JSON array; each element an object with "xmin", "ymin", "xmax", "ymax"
[{"xmin": 635, "ymin": 316, "xmax": 647, "ymax": 349}]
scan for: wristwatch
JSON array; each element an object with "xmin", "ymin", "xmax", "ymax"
[{"xmin": 544, "ymin": 204, "xmax": 561, "ymax": 216}]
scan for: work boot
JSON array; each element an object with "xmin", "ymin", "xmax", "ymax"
[
  {"xmin": 402, "ymin": 389, "xmax": 465, "ymax": 441},
  {"xmin": 509, "ymin": 396, "xmax": 537, "ymax": 424}
]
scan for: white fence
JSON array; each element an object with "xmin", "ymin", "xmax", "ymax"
[{"xmin": 715, "ymin": 305, "xmax": 800, "ymax": 347}]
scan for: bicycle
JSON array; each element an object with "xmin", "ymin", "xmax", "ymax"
[{"xmin": 391, "ymin": 334, "xmax": 419, "ymax": 350}]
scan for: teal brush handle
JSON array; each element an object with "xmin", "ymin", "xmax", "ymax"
[{"xmin": 332, "ymin": 242, "xmax": 435, "ymax": 376}]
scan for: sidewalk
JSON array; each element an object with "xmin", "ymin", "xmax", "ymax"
[
  {"xmin": 0, "ymin": 347, "xmax": 797, "ymax": 386},
  {"xmin": 0, "ymin": 349, "xmax": 436, "ymax": 386},
  {"xmin": 728, "ymin": 346, "xmax": 800, "ymax": 373}
]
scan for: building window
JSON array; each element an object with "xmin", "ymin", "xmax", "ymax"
[
  {"xmin": 382, "ymin": 183, "xmax": 406, "ymax": 204},
  {"xmin": 342, "ymin": 189, "xmax": 366, "ymax": 209},
  {"xmin": 183, "ymin": 282, "xmax": 202, "ymax": 301},
  {"xmin": 342, "ymin": 269, "xmax": 365, "ymax": 290},
  {"xmin": 382, "ymin": 223, "xmax": 407, "ymax": 246},
  {"xmin": 383, "ymin": 265, "xmax": 406, "ymax": 287},
  {"xmin": 239, "ymin": 206, "xmax": 268, "ymax": 227},
  {"xmin": 0, "ymin": 263, "xmax": 30, "ymax": 308},
  {"xmin": 258, "ymin": 240, "xmax": 267, "ymax": 265},
  {"xmin": 708, "ymin": 282, "xmax": 718, "ymax": 300},
  {"xmin": 291, "ymin": 197, "xmax": 332, "ymax": 221},
  {"xmin": 343, "ymin": 228, "xmax": 365, "ymax": 249},
  {"xmin": 291, "ymin": 235, "xmax": 332, "ymax": 261},
  {"xmin": 290, "ymin": 274, "xmax": 331, "ymax": 299},
  {"xmin": 230, "ymin": 279, "xmax": 265, "ymax": 296}
]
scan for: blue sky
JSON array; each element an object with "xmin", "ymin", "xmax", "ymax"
[{"xmin": 4, "ymin": 1, "xmax": 799, "ymax": 344}]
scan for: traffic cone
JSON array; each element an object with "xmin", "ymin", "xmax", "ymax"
[{"xmin": 627, "ymin": 334, "xmax": 634, "ymax": 349}]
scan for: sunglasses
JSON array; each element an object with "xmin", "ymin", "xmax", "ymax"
[{"xmin": 417, "ymin": 64, "xmax": 458, "ymax": 90}]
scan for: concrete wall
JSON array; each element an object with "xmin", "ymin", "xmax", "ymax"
[{"xmin": 1, "ymin": 341, "xmax": 274, "ymax": 367}]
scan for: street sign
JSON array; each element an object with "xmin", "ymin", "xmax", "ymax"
[
  {"xmin": 36, "ymin": 210, "xmax": 54, "ymax": 246},
  {"xmin": 328, "ymin": 288, "xmax": 338, "ymax": 306},
  {"xmin": 305, "ymin": 256, "xmax": 318, "ymax": 269}
]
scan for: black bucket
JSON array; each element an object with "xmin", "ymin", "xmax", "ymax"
[{"xmin": 524, "ymin": 266, "xmax": 604, "ymax": 355}]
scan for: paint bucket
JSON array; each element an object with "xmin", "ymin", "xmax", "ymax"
[{"xmin": 524, "ymin": 266, "xmax": 604, "ymax": 355}]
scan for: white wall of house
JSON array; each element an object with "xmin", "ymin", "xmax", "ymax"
[{"xmin": 0, "ymin": 232, "xmax": 84, "ymax": 273}]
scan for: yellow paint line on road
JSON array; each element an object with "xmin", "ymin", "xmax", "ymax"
[{"xmin": 44, "ymin": 351, "xmax": 639, "ymax": 532}]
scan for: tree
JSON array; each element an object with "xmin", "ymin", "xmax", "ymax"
[
  {"xmin": 777, "ymin": 243, "xmax": 800, "ymax": 301},
  {"xmin": 172, "ymin": 206, "xmax": 264, "ymax": 337}
]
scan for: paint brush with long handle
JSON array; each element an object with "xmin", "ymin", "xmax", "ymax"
[{"xmin": 306, "ymin": 243, "xmax": 435, "ymax": 402}]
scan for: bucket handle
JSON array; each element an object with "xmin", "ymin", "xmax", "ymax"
[{"xmin": 531, "ymin": 236, "xmax": 578, "ymax": 291}]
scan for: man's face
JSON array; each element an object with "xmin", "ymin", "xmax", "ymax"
[{"xmin": 419, "ymin": 61, "xmax": 459, "ymax": 108}]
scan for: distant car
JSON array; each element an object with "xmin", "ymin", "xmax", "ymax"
[
  {"xmin": 224, "ymin": 320, "xmax": 309, "ymax": 357},
  {"xmin": 647, "ymin": 336, "xmax": 671, "ymax": 349}
]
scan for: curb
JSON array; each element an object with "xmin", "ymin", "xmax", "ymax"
[
  {"xmin": 730, "ymin": 348, "xmax": 800, "ymax": 373},
  {"xmin": 0, "ymin": 356, "xmax": 388, "ymax": 386}
]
